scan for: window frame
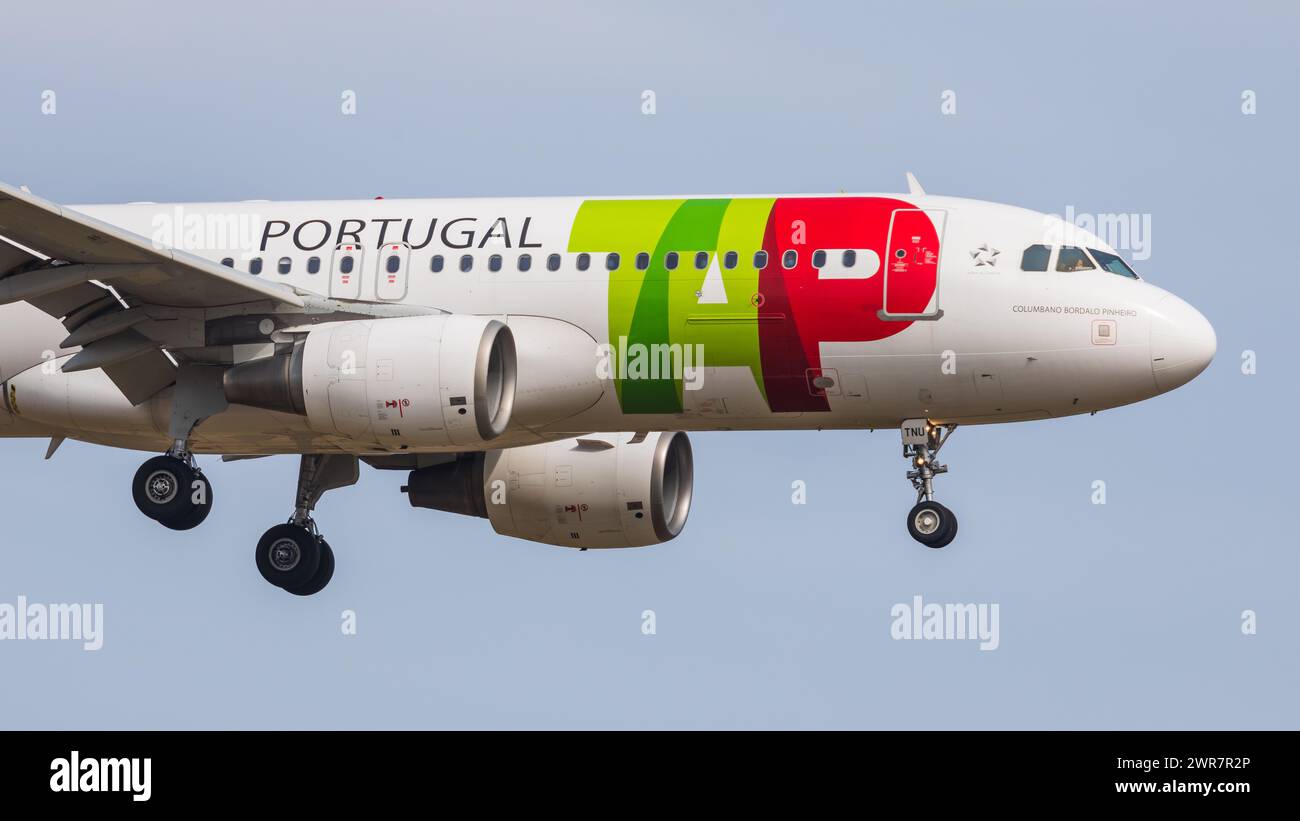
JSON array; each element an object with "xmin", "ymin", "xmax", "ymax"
[
  {"xmin": 1055, "ymin": 245, "xmax": 1096, "ymax": 273},
  {"xmin": 1020, "ymin": 244, "xmax": 1052, "ymax": 272},
  {"xmin": 1088, "ymin": 247, "xmax": 1140, "ymax": 279}
]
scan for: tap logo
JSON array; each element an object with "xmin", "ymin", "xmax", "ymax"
[{"xmin": 570, "ymin": 196, "xmax": 941, "ymax": 414}]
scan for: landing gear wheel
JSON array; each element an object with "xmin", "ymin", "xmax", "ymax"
[
  {"xmin": 287, "ymin": 539, "xmax": 335, "ymax": 596},
  {"xmin": 159, "ymin": 474, "xmax": 213, "ymax": 531},
  {"xmin": 133, "ymin": 455, "xmax": 196, "ymax": 523},
  {"xmin": 255, "ymin": 524, "xmax": 322, "ymax": 590},
  {"xmin": 907, "ymin": 501, "xmax": 957, "ymax": 548},
  {"xmin": 900, "ymin": 420, "xmax": 960, "ymax": 548}
]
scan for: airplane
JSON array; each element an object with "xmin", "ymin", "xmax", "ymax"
[{"xmin": 0, "ymin": 175, "xmax": 1215, "ymax": 595}]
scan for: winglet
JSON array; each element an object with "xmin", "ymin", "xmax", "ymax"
[{"xmin": 905, "ymin": 172, "xmax": 925, "ymax": 196}]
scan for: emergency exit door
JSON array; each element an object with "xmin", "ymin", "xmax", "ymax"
[
  {"xmin": 330, "ymin": 242, "xmax": 366, "ymax": 301},
  {"xmin": 879, "ymin": 209, "xmax": 946, "ymax": 320},
  {"xmin": 375, "ymin": 242, "xmax": 411, "ymax": 301}
]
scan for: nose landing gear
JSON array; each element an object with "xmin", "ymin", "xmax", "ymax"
[{"xmin": 901, "ymin": 419, "xmax": 958, "ymax": 548}]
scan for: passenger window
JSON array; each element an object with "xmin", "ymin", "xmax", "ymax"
[
  {"xmin": 459, "ymin": 254, "xmax": 473, "ymax": 272},
  {"xmin": 842, "ymin": 250, "xmax": 856, "ymax": 267},
  {"xmin": 576, "ymin": 253, "xmax": 591, "ymax": 271},
  {"xmin": 723, "ymin": 251, "xmax": 738, "ymax": 269},
  {"xmin": 546, "ymin": 253, "xmax": 561, "ymax": 272},
  {"xmin": 782, "ymin": 250, "xmax": 797, "ymax": 269},
  {"xmin": 338, "ymin": 256, "xmax": 353, "ymax": 275},
  {"xmin": 518, "ymin": 253, "xmax": 532, "ymax": 272},
  {"xmin": 605, "ymin": 253, "xmax": 621, "ymax": 271},
  {"xmin": 1056, "ymin": 246, "xmax": 1095, "ymax": 272},
  {"xmin": 753, "ymin": 251, "xmax": 768, "ymax": 269},
  {"xmin": 1020, "ymin": 244, "xmax": 1051, "ymax": 272},
  {"xmin": 249, "ymin": 257, "xmax": 263, "ymax": 275},
  {"xmin": 694, "ymin": 251, "xmax": 709, "ymax": 270},
  {"xmin": 1088, "ymin": 248, "xmax": 1139, "ymax": 279},
  {"xmin": 220, "ymin": 257, "xmax": 234, "ymax": 268},
  {"xmin": 430, "ymin": 255, "xmax": 445, "ymax": 273},
  {"xmin": 385, "ymin": 255, "xmax": 401, "ymax": 274},
  {"xmin": 635, "ymin": 252, "xmax": 650, "ymax": 271},
  {"xmin": 665, "ymin": 252, "xmax": 679, "ymax": 270},
  {"xmin": 488, "ymin": 254, "xmax": 503, "ymax": 272},
  {"xmin": 277, "ymin": 257, "xmax": 292, "ymax": 275},
  {"xmin": 812, "ymin": 250, "xmax": 827, "ymax": 268},
  {"xmin": 307, "ymin": 256, "xmax": 320, "ymax": 274}
]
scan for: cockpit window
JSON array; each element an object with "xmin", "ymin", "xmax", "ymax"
[
  {"xmin": 1021, "ymin": 244, "xmax": 1050, "ymax": 271},
  {"xmin": 1089, "ymin": 248, "xmax": 1139, "ymax": 279},
  {"xmin": 1055, "ymin": 246, "xmax": 1095, "ymax": 272}
]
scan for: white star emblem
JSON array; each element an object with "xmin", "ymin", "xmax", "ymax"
[{"xmin": 971, "ymin": 244, "xmax": 1000, "ymax": 267}]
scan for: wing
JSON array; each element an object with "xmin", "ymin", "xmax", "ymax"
[{"xmin": 0, "ymin": 181, "xmax": 305, "ymax": 404}]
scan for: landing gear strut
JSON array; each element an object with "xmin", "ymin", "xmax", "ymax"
[
  {"xmin": 132, "ymin": 364, "xmax": 227, "ymax": 531},
  {"xmin": 255, "ymin": 454, "xmax": 357, "ymax": 596},
  {"xmin": 132, "ymin": 441, "xmax": 213, "ymax": 531},
  {"xmin": 901, "ymin": 419, "xmax": 958, "ymax": 548}
]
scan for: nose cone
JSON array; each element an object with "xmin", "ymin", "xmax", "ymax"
[{"xmin": 1149, "ymin": 293, "xmax": 1216, "ymax": 392}]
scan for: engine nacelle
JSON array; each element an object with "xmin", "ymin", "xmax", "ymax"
[
  {"xmin": 225, "ymin": 315, "xmax": 516, "ymax": 449},
  {"xmin": 406, "ymin": 432, "xmax": 693, "ymax": 548}
]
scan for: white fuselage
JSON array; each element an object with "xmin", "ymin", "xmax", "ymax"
[{"xmin": 0, "ymin": 193, "xmax": 1215, "ymax": 454}]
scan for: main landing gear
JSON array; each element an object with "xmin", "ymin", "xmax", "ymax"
[
  {"xmin": 255, "ymin": 454, "xmax": 358, "ymax": 596},
  {"xmin": 127, "ymin": 367, "xmax": 356, "ymax": 596},
  {"xmin": 132, "ymin": 443, "xmax": 213, "ymax": 531},
  {"xmin": 133, "ymin": 365, "xmax": 225, "ymax": 531},
  {"xmin": 901, "ymin": 419, "xmax": 959, "ymax": 548}
]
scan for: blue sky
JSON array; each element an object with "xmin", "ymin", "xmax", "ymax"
[{"xmin": 0, "ymin": 0, "xmax": 1296, "ymax": 728}]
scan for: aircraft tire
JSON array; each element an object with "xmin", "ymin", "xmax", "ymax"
[
  {"xmin": 287, "ymin": 539, "xmax": 335, "ymax": 596},
  {"xmin": 158, "ymin": 473, "xmax": 213, "ymax": 531},
  {"xmin": 255, "ymin": 524, "xmax": 322, "ymax": 590},
  {"xmin": 907, "ymin": 501, "xmax": 957, "ymax": 548},
  {"xmin": 133, "ymin": 455, "xmax": 197, "ymax": 523}
]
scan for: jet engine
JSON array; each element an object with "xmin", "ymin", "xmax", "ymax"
[
  {"xmin": 224, "ymin": 315, "xmax": 516, "ymax": 449},
  {"xmin": 405, "ymin": 431, "xmax": 694, "ymax": 548}
]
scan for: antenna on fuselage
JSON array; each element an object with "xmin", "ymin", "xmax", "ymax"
[{"xmin": 905, "ymin": 172, "xmax": 925, "ymax": 196}]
